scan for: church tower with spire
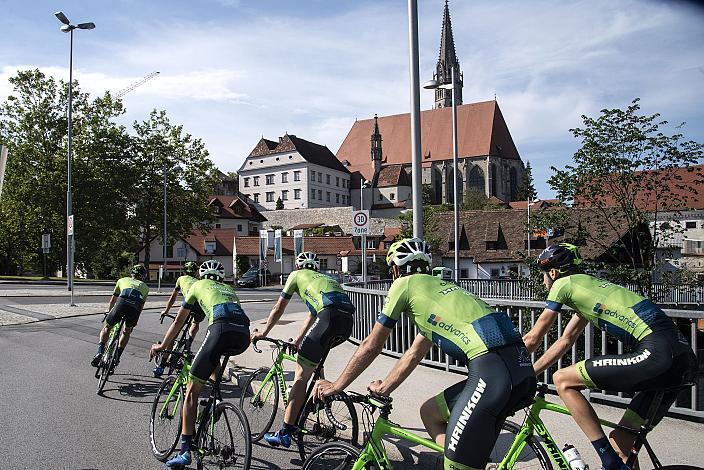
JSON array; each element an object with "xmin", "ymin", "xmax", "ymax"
[
  {"xmin": 370, "ymin": 114, "xmax": 383, "ymax": 174},
  {"xmin": 433, "ymin": 0, "xmax": 463, "ymax": 109}
]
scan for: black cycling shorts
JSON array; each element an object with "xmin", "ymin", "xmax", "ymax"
[
  {"xmin": 190, "ymin": 302, "xmax": 206, "ymax": 323},
  {"xmin": 105, "ymin": 298, "xmax": 141, "ymax": 328},
  {"xmin": 437, "ymin": 344, "xmax": 536, "ymax": 470},
  {"xmin": 190, "ymin": 321, "xmax": 250, "ymax": 384},
  {"xmin": 576, "ymin": 330, "xmax": 697, "ymax": 427},
  {"xmin": 298, "ymin": 306, "xmax": 354, "ymax": 367}
]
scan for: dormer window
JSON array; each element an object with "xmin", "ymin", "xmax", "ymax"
[{"xmin": 204, "ymin": 241, "xmax": 216, "ymax": 254}]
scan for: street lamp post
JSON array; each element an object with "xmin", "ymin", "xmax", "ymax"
[
  {"xmin": 407, "ymin": 0, "xmax": 423, "ymax": 239},
  {"xmin": 424, "ymin": 65, "xmax": 460, "ymax": 282},
  {"xmin": 55, "ymin": 12, "xmax": 95, "ymax": 306},
  {"xmin": 360, "ymin": 180, "xmax": 370, "ymax": 284}
]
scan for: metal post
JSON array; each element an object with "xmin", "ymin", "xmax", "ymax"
[
  {"xmin": 408, "ymin": 0, "xmax": 423, "ymax": 238},
  {"xmin": 527, "ymin": 197, "xmax": 531, "ymax": 258},
  {"xmin": 67, "ymin": 28, "xmax": 75, "ymax": 306},
  {"xmin": 361, "ymin": 185, "xmax": 367, "ymax": 284},
  {"xmin": 451, "ymin": 66, "xmax": 459, "ymax": 282},
  {"xmin": 161, "ymin": 165, "xmax": 168, "ymax": 292}
]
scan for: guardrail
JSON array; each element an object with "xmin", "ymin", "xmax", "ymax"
[{"xmin": 343, "ymin": 283, "xmax": 704, "ymax": 420}]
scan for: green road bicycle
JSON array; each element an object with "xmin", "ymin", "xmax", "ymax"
[
  {"xmin": 94, "ymin": 313, "xmax": 124, "ymax": 395},
  {"xmin": 154, "ymin": 313, "xmax": 195, "ymax": 376},
  {"xmin": 239, "ymin": 336, "xmax": 359, "ymax": 460},
  {"xmin": 150, "ymin": 348, "xmax": 252, "ymax": 469},
  {"xmin": 303, "ymin": 385, "xmax": 702, "ymax": 470}
]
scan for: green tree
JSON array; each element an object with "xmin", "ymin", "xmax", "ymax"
[
  {"xmin": 460, "ymin": 188, "xmax": 489, "ymax": 210},
  {"xmin": 131, "ymin": 110, "xmax": 219, "ymax": 276},
  {"xmin": 397, "ymin": 207, "xmax": 442, "ymax": 251},
  {"xmin": 515, "ymin": 161, "xmax": 537, "ymax": 201},
  {"xmin": 548, "ymin": 98, "xmax": 704, "ymax": 295},
  {"xmin": 235, "ymin": 254, "xmax": 250, "ymax": 278},
  {"xmin": 275, "ymin": 197, "xmax": 284, "ymax": 210}
]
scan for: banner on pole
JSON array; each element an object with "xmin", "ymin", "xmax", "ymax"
[
  {"xmin": 259, "ymin": 230, "xmax": 268, "ymax": 262},
  {"xmin": 274, "ymin": 229, "xmax": 282, "ymax": 262},
  {"xmin": 0, "ymin": 145, "xmax": 8, "ymax": 200},
  {"xmin": 232, "ymin": 235, "xmax": 237, "ymax": 278},
  {"xmin": 293, "ymin": 229, "xmax": 304, "ymax": 257}
]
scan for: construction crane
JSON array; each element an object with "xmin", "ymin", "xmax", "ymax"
[{"xmin": 114, "ymin": 71, "xmax": 160, "ymax": 99}]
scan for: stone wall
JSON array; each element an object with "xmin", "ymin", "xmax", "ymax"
[{"xmin": 261, "ymin": 206, "xmax": 401, "ymax": 236}]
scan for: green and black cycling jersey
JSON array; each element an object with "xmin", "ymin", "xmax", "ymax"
[
  {"xmin": 175, "ymin": 274, "xmax": 197, "ymax": 296},
  {"xmin": 113, "ymin": 277, "xmax": 149, "ymax": 308},
  {"xmin": 545, "ymin": 274, "xmax": 675, "ymax": 348},
  {"xmin": 183, "ymin": 279, "xmax": 249, "ymax": 327},
  {"xmin": 378, "ymin": 274, "xmax": 522, "ymax": 362},
  {"xmin": 281, "ymin": 269, "xmax": 354, "ymax": 316}
]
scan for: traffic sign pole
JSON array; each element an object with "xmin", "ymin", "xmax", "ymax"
[{"xmin": 352, "ymin": 210, "xmax": 370, "ymax": 284}]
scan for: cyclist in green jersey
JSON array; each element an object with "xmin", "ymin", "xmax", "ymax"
[
  {"xmin": 252, "ymin": 251, "xmax": 355, "ymax": 448},
  {"xmin": 153, "ymin": 261, "xmax": 206, "ymax": 377},
  {"xmin": 91, "ymin": 265, "xmax": 149, "ymax": 369},
  {"xmin": 150, "ymin": 260, "xmax": 251, "ymax": 469},
  {"xmin": 316, "ymin": 238, "xmax": 535, "ymax": 470},
  {"xmin": 523, "ymin": 243, "xmax": 697, "ymax": 470}
]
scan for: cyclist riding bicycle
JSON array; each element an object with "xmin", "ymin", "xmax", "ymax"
[
  {"xmin": 252, "ymin": 251, "xmax": 355, "ymax": 448},
  {"xmin": 316, "ymin": 238, "xmax": 536, "ymax": 470},
  {"xmin": 153, "ymin": 261, "xmax": 205, "ymax": 377},
  {"xmin": 91, "ymin": 264, "xmax": 149, "ymax": 370},
  {"xmin": 150, "ymin": 260, "xmax": 251, "ymax": 469},
  {"xmin": 522, "ymin": 243, "xmax": 698, "ymax": 470}
]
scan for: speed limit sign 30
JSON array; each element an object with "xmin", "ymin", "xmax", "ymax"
[{"xmin": 352, "ymin": 210, "xmax": 369, "ymax": 236}]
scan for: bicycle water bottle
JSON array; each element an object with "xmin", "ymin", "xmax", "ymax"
[{"xmin": 562, "ymin": 444, "xmax": 588, "ymax": 470}]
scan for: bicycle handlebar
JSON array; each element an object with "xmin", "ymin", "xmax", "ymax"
[
  {"xmin": 251, "ymin": 336, "xmax": 297, "ymax": 354},
  {"xmin": 322, "ymin": 391, "xmax": 392, "ymax": 431},
  {"xmin": 160, "ymin": 313, "xmax": 177, "ymax": 324}
]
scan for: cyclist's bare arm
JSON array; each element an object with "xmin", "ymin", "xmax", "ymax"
[
  {"xmin": 161, "ymin": 288, "xmax": 179, "ymax": 316},
  {"xmin": 372, "ymin": 333, "xmax": 433, "ymax": 395},
  {"xmin": 294, "ymin": 313, "xmax": 315, "ymax": 346},
  {"xmin": 107, "ymin": 294, "xmax": 117, "ymax": 312},
  {"xmin": 152, "ymin": 306, "xmax": 192, "ymax": 356},
  {"xmin": 256, "ymin": 296, "xmax": 289, "ymax": 338},
  {"xmin": 533, "ymin": 315, "xmax": 589, "ymax": 375},
  {"xmin": 523, "ymin": 308, "xmax": 558, "ymax": 354}
]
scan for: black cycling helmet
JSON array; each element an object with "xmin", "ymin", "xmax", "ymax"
[
  {"xmin": 183, "ymin": 261, "xmax": 198, "ymax": 276},
  {"xmin": 131, "ymin": 264, "xmax": 147, "ymax": 278},
  {"xmin": 537, "ymin": 243, "xmax": 582, "ymax": 273}
]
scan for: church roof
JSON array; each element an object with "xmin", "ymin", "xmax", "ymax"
[
  {"xmin": 337, "ymin": 100, "xmax": 520, "ymax": 187},
  {"xmin": 247, "ymin": 134, "xmax": 350, "ymax": 173}
]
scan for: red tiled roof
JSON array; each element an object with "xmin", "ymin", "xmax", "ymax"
[
  {"xmin": 234, "ymin": 236, "xmax": 358, "ymax": 256},
  {"xmin": 248, "ymin": 134, "xmax": 350, "ymax": 173},
  {"xmin": 508, "ymin": 199, "xmax": 559, "ymax": 210},
  {"xmin": 338, "ymin": 100, "xmax": 520, "ymax": 186},
  {"xmin": 185, "ymin": 228, "xmax": 237, "ymax": 256},
  {"xmin": 374, "ymin": 164, "xmax": 410, "ymax": 188},
  {"xmin": 208, "ymin": 194, "xmax": 267, "ymax": 222},
  {"xmin": 383, "ymin": 227, "xmax": 401, "ymax": 242}
]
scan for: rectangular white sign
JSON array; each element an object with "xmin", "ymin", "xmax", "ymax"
[
  {"xmin": 67, "ymin": 215, "xmax": 74, "ymax": 236},
  {"xmin": 293, "ymin": 229, "xmax": 304, "ymax": 256},
  {"xmin": 42, "ymin": 233, "xmax": 51, "ymax": 249},
  {"xmin": 352, "ymin": 210, "xmax": 370, "ymax": 236}
]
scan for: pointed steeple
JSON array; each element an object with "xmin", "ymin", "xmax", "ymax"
[
  {"xmin": 434, "ymin": 0, "xmax": 463, "ymax": 109},
  {"xmin": 371, "ymin": 114, "xmax": 383, "ymax": 174}
]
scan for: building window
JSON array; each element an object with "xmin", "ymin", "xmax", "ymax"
[
  {"xmin": 237, "ymin": 224, "xmax": 243, "ymax": 232},
  {"xmin": 311, "ymin": 170, "xmax": 315, "ymax": 180},
  {"xmin": 165, "ymin": 244, "xmax": 174, "ymax": 258},
  {"xmin": 320, "ymin": 258, "xmax": 328, "ymax": 270},
  {"xmin": 205, "ymin": 241, "xmax": 216, "ymax": 254},
  {"xmin": 326, "ymin": 192, "xmax": 331, "ymax": 202},
  {"xmin": 281, "ymin": 172, "xmax": 288, "ymax": 183},
  {"xmin": 294, "ymin": 189, "xmax": 301, "ymax": 199},
  {"xmin": 215, "ymin": 223, "xmax": 221, "ymax": 229},
  {"xmin": 342, "ymin": 195, "xmax": 346, "ymax": 204},
  {"xmin": 378, "ymin": 194, "xmax": 383, "ymax": 201},
  {"xmin": 311, "ymin": 188, "xmax": 316, "ymax": 199},
  {"xmin": 336, "ymin": 176, "xmax": 340, "ymax": 187},
  {"xmin": 294, "ymin": 171, "xmax": 301, "ymax": 182},
  {"xmin": 253, "ymin": 193, "xmax": 259, "ymax": 202},
  {"xmin": 686, "ymin": 221, "xmax": 697, "ymax": 229},
  {"xmin": 336, "ymin": 194, "xmax": 340, "ymax": 203},
  {"xmin": 367, "ymin": 239, "xmax": 376, "ymax": 249},
  {"xmin": 460, "ymin": 268, "xmax": 469, "ymax": 278},
  {"xmin": 266, "ymin": 192, "xmax": 275, "ymax": 202},
  {"xmin": 318, "ymin": 189, "xmax": 322, "ymax": 199},
  {"xmin": 253, "ymin": 176, "xmax": 260, "ymax": 186},
  {"xmin": 326, "ymin": 174, "xmax": 331, "ymax": 185},
  {"xmin": 390, "ymin": 193, "xmax": 395, "ymax": 200},
  {"xmin": 282, "ymin": 190, "xmax": 288, "ymax": 201},
  {"xmin": 266, "ymin": 174, "xmax": 274, "ymax": 185},
  {"xmin": 243, "ymin": 177, "xmax": 250, "ymax": 188},
  {"xmin": 318, "ymin": 173, "xmax": 322, "ymax": 183}
]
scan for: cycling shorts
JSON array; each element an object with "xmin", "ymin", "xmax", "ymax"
[
  {"xmin": 105, "ymin": 298, "xmax": 141, "ymax": 328},
  {"xmin": 190, "ymin": 302, "xmax": 206, "ymax": 323},
  {"xmin": 576, "ymin": 330, "xmax": 697, "ymax": 427},
  {"xmin": 298, "ymin": 305, "xmax": 354, "ymax": 367},
  {"xmin": 436, "ymin": 344, "xmax": 536, "ymax": 470},
  {"xmin": 190, "ymin": 321, "xmax": 250, "ymax": 385}
]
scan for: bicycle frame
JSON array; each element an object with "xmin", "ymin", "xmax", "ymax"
[
  {"xmin": 158, "ymin": 361, "xmax": 191, "ymax": 420},
  {"xmin": 250, "ymin": 348, "xmax": 297, "ymax": 408}
]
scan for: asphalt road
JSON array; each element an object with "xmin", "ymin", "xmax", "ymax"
[{"xmin": 0, "ymin": 292, "xmax": 307, "ymax": 470}]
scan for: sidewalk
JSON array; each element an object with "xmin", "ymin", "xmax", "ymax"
[{"xmin": 231, "ymin": 311, "xmax": 704, "ymax": 468}]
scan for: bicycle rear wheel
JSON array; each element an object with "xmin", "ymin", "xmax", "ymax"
[
  {"xmin": 487, "ymin": 420, "xmax": 552, "ymax": 470},
  {"xmin": 296, "ymin": 393, "xmax": 359, "ymax": 461},
  {"xmin": 238, "ymin": 367, "xmax": 278, "ymax": 441},
  {"xmin": 301, "ymin": 441, "xmax": 362, "ymax": 470},
  {"xmin": 96, "ymin": 338, "xmax": 117, "ymax": 395},
  {"xmin": 150, "ymin": 376, "xmax": 183, "ymax": 461},
  {"xmin": 196, "ymin": 401, "xmax": 251, "ymax": 470}
]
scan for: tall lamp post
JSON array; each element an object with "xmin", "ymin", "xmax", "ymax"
[
  {"xmin": 424, "ymin": 65, "xmax": 460, "ymax": 282},
  {"xmin": 360, "ymin": 180, "xmax": 370, "ymax": 283},
  {"xmin": 55, "ymin": 12, "xmax": 95, "ymax": 305}
]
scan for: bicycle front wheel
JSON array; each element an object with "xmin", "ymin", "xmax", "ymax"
[
  {"xmin": 296, "ymin": 393, "xmax": 359, "ymax": 461},
  {"xmin": 487, "ymin": 420, "xmax": 552, "ymax": 470},
  {"xmin": 302, "ymin": 441, "xmax": 362, "ymax": 470},
  {"xmin": 196, "ymin": 401, "xmax": 251, "ymax": 470},
  {"xmin": 96, "ymin": 339, "xmax": 117, "ymax": 395},
  {"xmin": 150, "ymin": 376, "xmax": 183, "ymax": 461},
  {"xmin": 238, "ymin": 367, "xmax": 278, "ymax": 441}
]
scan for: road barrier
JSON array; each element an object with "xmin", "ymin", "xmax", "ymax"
[{"xmin": 343, "ymin": 282, "xmax": 704, "ymax": 420}]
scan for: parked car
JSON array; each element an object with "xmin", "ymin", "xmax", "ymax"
[{"xmin": 236, "ymin": 267, "xmax": 271, "ymax": 288}]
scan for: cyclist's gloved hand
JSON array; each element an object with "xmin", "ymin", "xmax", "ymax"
[
  {"xmin": 314, "ymin": 379, "xmax": 339, "ymax": 402},
  {"xmin": 367, "ymin": 380, "xmax": 390, "ymax": 397},
  {"xmin": 149, "ymin": 342, "xmax": 165, "ymax": 360}
]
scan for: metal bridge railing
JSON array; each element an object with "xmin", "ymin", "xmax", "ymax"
[{"xmin": 343, "ymin": 283, "xmax": 704, "ymax": 420}]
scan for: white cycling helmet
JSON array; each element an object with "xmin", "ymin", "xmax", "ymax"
[
  {"xmin": 386, "ymin": 237, "xmax": 432, "ymax": 275},
  {"xmin": 296, "ymin": 251, "xmax": 320, "ymax": 271},
  {"xmin": 199, "ymin": 259, "xmax": 225, "ymax": 281}
]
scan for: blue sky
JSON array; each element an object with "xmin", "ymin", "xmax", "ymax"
[{"xmin": 2, "ymin": 0, "xmax": 703, "ymax": 198}]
